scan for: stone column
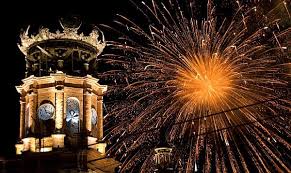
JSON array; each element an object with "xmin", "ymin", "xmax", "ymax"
[
  {"xmin": 55, "ymin": 87, "xmax": 64, "ymax": 130},
  {"xmin": 97, "ymin": 96, "xmax": 103, "ymax": 140},
  {"xmin": 84, "ymin": 89, "xmax": 92, "ymax": 133},
  {"xmin": 19, "ymin": 98, "xmax": 26, "ymax": 139},
  {"xmin": 28, "ymin": 91, "xmax": 37, "ymax": 133}
]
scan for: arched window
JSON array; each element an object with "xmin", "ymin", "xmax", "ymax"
[{"xmin": 66, "ymin": 97, "xmax": 80, "ymax": 135}]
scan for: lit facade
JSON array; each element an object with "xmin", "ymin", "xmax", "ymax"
[
  {"xmin": 12, "ymin": 20, "xmax": 120, "ymax": 172},
  {"xmin": 15, "ymin": 73, "xmax": 107, "ymax": 154}
]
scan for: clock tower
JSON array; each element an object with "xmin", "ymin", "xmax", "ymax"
[{"xmin": 13, "ymin": 19, "xmax": 120, "ymax": 172}]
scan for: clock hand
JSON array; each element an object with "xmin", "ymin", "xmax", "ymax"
[{"xmin": 44, "ymin": 108, "xmax": 49, "ymax": 117}]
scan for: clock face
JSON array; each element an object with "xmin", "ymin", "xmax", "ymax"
[
  {"xmin": 91, "ymin": 108, "xmax": 97, "ymax": 125},
  {"xmin": 38, "ymin": 103, "xmax": 55, "ymax": 120}
]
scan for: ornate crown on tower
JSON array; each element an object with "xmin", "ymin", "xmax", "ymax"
[
  {"xmin": 17, "ymin": 18, "xmax": 106, "ymax": 77},
  {"xmin": 18, "ymin": 20, "xmax": 106, "ymax": 56}
]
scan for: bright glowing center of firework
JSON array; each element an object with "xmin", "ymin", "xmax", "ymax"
[{"xmin": 176, "ymin": 57, "xmax": 234, "ymax": 107}]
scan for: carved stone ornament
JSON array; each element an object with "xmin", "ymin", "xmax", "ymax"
[{"xmin": 18, "ymin": 22, "xmax": 106, "ymax": 56}]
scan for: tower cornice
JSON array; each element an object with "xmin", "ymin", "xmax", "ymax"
[{"xmin": 17, "ymin": 73, "xmax": 107, "ymax": 96}]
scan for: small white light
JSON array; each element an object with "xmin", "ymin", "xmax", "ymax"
[
  {"xmin": 272, "ymin": 138, "xmax": 277, "ymax": 143},
  {"xmin": 194, "ymin": 162, "xmax": 198, "ymax": 172}
]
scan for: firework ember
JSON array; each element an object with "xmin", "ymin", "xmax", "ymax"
[{"xmin": 99, "ymin": 0, "xmax": 291, "ymax": 172}]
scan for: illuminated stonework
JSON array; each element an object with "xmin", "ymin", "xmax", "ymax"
[
  {"xmin": 52, "ymin": 134, "xmax": 66, "ymax": 148},
  {"xmin": 96, "ymin": 143, "xmax": 107, "ymax": 155},
  {"xmin": 15, "ymin": 143, "xmax": 24, "ymax": 155},
  {"xmin": 87, "ymin": 136, "xmax": 106, "ymax": 154},
  {"xmin": 15, "ymin": 72, "xmax": 107, "ymax": 154},
  {"xmin": 15, "ymin": 21, "xmax": 109, "ymax": 157},
  {"xmin": 18, "ymin": 24, "xmax": 106, "ymax": 56},
  {"xmin": 154, "ymin": 147, "xmax": 173, "ymax": 169},
  {"xmin": 17, "ymin": 21, "xmax": 106, "ymax": 78},
  {"xmin": 13, "ymin": 21, "xmax": 120, "ymax": 173}
]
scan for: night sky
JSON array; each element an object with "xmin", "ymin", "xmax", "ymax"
[
  {"xmin": 2, "ymin": 0, "xmax": 133, "ymax": 158},
  {"xmin": 1, "ymin": 0, "xmax": 268, "ymax": 159}
]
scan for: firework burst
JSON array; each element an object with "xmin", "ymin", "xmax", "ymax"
[{"xmin": 99, "ymin": 0, "xmax": 291, "ymax": 172}]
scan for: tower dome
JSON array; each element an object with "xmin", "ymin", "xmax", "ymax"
[{"xmin": 18, "ymin": 19, "xmax": 106, "ymax": 77}]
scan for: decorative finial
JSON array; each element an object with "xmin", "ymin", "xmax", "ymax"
[{"xmin": 59, "ymin": 15, "xmax": 82, "ymax": 31}]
